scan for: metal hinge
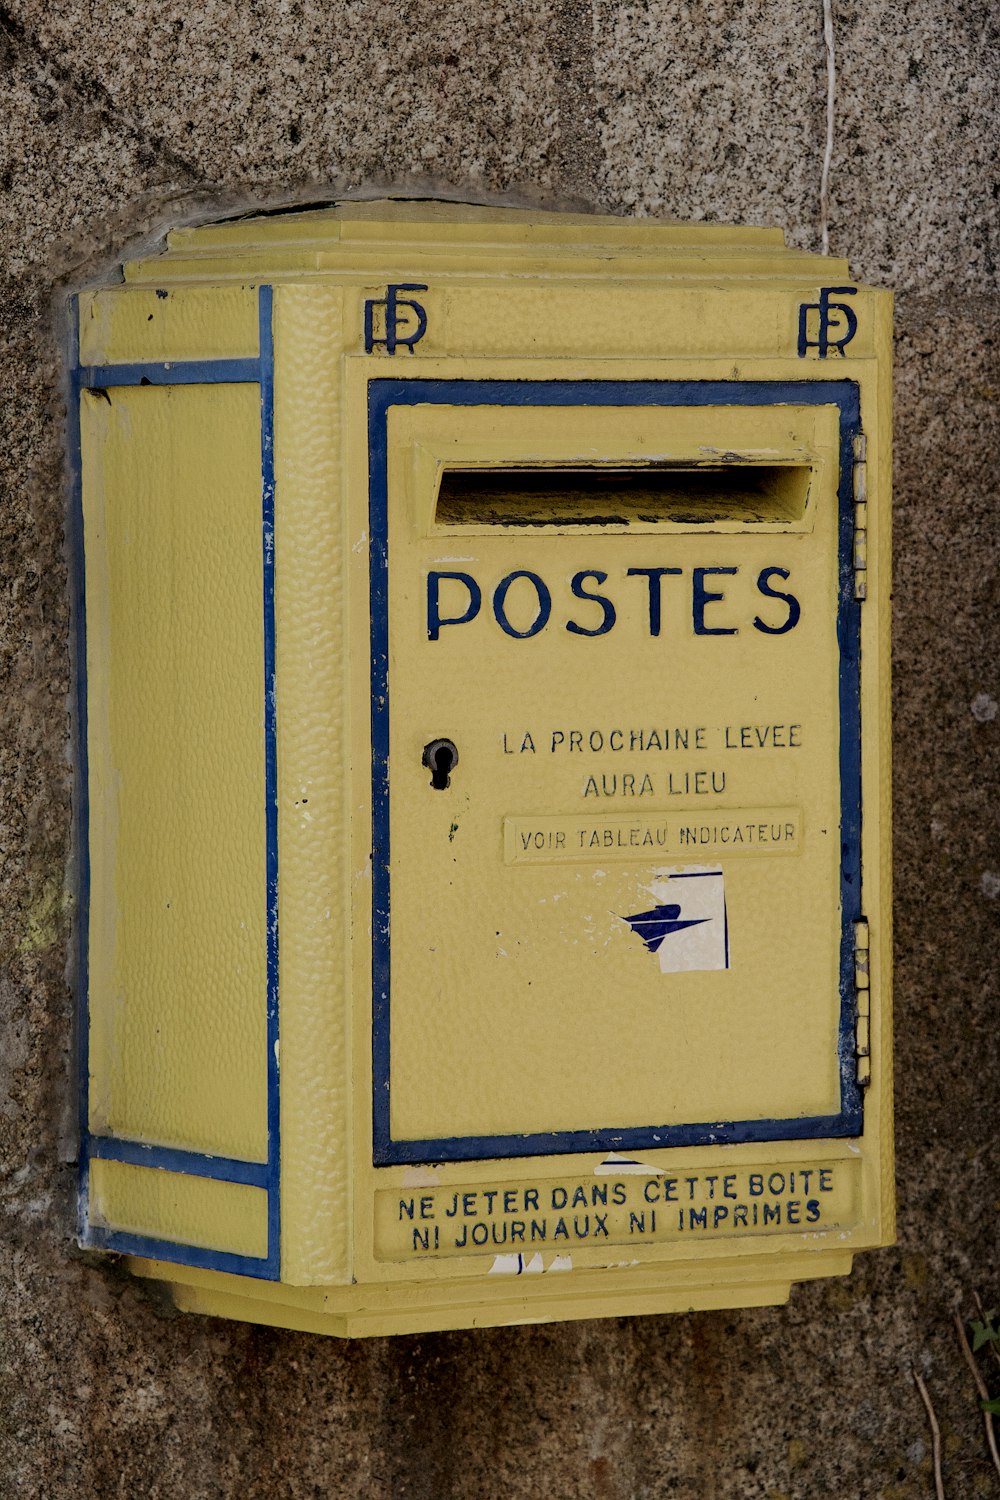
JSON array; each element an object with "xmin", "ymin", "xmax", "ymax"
[
  {"xmin": 853, "ymin": 434, "xmax": 868, "ymax": 600},
  {"xmin": 854, "ymin": 917, "xmax": 871, "ymax": 1086}
]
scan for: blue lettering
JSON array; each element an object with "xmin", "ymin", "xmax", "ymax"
[
  {"xmin": 493, "ymin": 571, "xmax": 552, "ymax": 638},
  {"xmin": 692, "ymin": 567, "xmax": 738, "ymax": 635},
  {"xmin": 566, "ymin": 570, "xmax": 616, "ymax": 636},
  {"xmin": 427, "ymin": 571, "xmax": 481, "ymax": 640},
  {"xmin": 626, "ymin": 567, "xmax": 681, "ymax": 636},
  {"xmin": 753, "ymin": 566, "xmax": 801, "ymax": 634}
]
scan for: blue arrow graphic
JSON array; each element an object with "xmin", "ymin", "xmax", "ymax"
[{"xmin": 620, "ymin": 902, "xmax": 710, "ymax": 955}]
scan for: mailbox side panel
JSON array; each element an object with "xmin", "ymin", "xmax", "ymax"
[{"xmin": 73, "ymin": 288, "xmax": 281, "ymax": 1278}]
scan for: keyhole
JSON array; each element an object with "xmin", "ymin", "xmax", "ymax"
[{"xmin": 422, "ymin": 738, "xmax": 458, "ymax": 790}]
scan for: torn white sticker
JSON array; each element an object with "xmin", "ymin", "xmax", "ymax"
[
  {"xmin": 489, "ymin": 1252, "xmax": 561, "ymax": 1275},
  {"xmin": 594, "ymin": 1152, "xmax": 666, "ymax": 1177},
  {"xmin": 489, "ymin": 1253, "xmax": 524, "ymax": 1275},
  {"xmin": 622, "ymin": 869, "xmax": 729, "ymax": 973}
]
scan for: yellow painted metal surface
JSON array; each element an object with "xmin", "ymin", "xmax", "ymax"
[
  {"xmin": 272, "ymin": 285, "xmax": 352, "ymax": 1285},
  {"xmin": 383, "ymin": 401, "xmax": 842, "ymax": 1143},
  {"xmin": 79, "ymin": 285, "xmax": 260, "ymax": 365},
  {"xmin": 75, "ymin": 200, "xmax": 892, "ymax": 1336},
  {"xmin": 81, "ymin": 383, "xmax": 268, "ymax": 1161},
  {"xmin": 90, "ymin": 1162, "xmax": 268, "ymax": 1259}
]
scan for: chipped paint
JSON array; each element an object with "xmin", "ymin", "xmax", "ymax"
[
  {"xmin": 401, "ymin": 1166, "xmax": 442, "ymax": 1188},
  {"xmin": 594, "ymin": 1152, "xmax": 667, "ymax": 1176},
  {"xmin": 488, "ymin": 1252, "xmax": 562, "ymax": 1276}
]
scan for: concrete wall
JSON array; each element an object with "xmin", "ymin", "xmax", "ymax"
[{"xmin": 1, "ymin": 2, "xmax": 998, "ymax": 1494}]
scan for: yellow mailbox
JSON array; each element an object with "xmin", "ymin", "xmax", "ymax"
[{"xmin": 70, "ymin": 200, "xmax": 892, "ymax": 1336}]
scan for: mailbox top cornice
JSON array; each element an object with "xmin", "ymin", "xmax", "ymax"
[{"xmin": 116, "ymin": 197, "xmax": 854, "ymax": 286}]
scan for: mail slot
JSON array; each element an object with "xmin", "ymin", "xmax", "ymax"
[
  {"xmin": 435, "ymin": 464, "xmax": 813, "ymax": 525},
  {"xmin": 70, "ymin": 200, "xmax": 892, "ymax": 1336}
]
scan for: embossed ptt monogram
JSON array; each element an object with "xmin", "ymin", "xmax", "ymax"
[
  {"xmin": 798, "ymin": 285, "xmax": 857, "ymax": 357},
  {"xmin": 364, "ymin": 283, "xmax": 428, "ymax": 354}
]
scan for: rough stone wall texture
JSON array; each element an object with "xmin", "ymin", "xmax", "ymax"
[{"xmin": 0, "ymin": 0, "xmax": 998, "ymax": 1495}]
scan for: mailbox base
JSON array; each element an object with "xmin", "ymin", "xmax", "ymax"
[{"xmin": 130, "ymin": 1254, "xmax": 857, "ymax": 1339}]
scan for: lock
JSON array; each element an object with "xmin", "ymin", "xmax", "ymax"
[
  {"xmin": 71, "ymin": 199, "xmax": 892, "ymax": 1336},
  {"xmin": 422, "ymin": 739, "xmax": 459, "ymax": 790}
]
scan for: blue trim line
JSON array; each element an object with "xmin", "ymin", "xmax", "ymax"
[
  {"xmin": 78, "ymin": 358, "xmax": 260, "ymax": 389},
  {"xmin": 89, "ymin": 1136, "xmax": 269, "ymax": 1188},
  {"xmin": 259, "ymin": 286, "xmax": 281, "ymax": 1275},
  {"xmin": 369, "ymin": 377, "xmax": 864, "ymax": 1167},
  {"xmin": 86, "ymin": 1225, "xmax": 270, "ymax": 1280},
  {"xmin": 372, "ymin": 1111, "xmax": 861, "ymax": 1167},
  {"xmin": 74, "ymin": 295, "xmax": 281, "ymax": 1280}
]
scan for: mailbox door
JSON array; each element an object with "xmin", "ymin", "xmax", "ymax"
[{"xmin": 368, "ymin": 378, "xmax": 862, "ymax": 1166}]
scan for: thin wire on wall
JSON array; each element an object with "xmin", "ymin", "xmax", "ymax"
[{"xmin": 820, "ymin": 0, "xmax": 836, "ymax": 254}]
